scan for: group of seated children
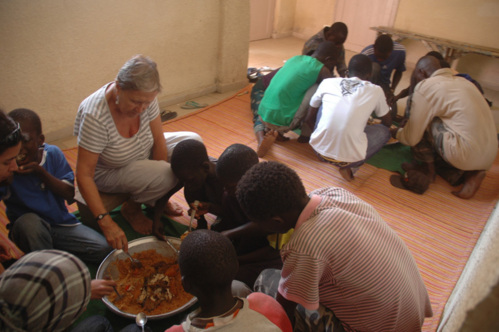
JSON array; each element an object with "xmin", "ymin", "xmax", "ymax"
[{"xmin": 170, "ymin": 140, "xmax": 288, "ymax": 288}]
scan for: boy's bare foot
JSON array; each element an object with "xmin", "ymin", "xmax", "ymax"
[
  {"xmin": 339, "ymin": 168, "xmax": 354, "ymax": 182},
  {"xmin": 452, "ymin": 170, "xmax": 486, "ymax": 199},
  {"xmin": 164, "ymin": 201, "xmax": 183, "ymax": 216},
  {"xmin": 121, "ymin": 200, "xmax": 153, "ymax": 234},
  {"xmin": 257, "ymin": 130, "xmax": 277, "ymax": 157}
]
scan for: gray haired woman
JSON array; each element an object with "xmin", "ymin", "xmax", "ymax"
[{"xmin": 74, "ymin": 55, "xmax": 201, "ymax": 252}]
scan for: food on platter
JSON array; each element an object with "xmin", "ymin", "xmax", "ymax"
[{"xmin": 108, "ymin": 249, "xmax": 192, "ymax": 315}]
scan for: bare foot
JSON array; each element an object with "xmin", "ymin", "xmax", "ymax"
[
  {"xmin": 164, "ymin": 201, "xmax": 183, "ymax": 216},
  {"xmin": 452, "ymin": 170, "xmax": 486, "ymax": 199},
  {"xmin": 339, "ymin": 168, "xmax": 354, "ymax": 182},
  {"xmin": 257, "ymin": 130, "xmax": 277, "ymax": 157},
  {"xmin": 121, "ymin": 200, "xmax": 153, "ymax": 234}
]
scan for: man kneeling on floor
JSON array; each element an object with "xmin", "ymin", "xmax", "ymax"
[
  {"xmin": 237, "ymin": 161, "xmax": 433, "ymax": 331},
  {"xmin": 299, "ymin": 53, "xmax": 392, "ymax": 182},
  {"xmin": 391, "ymin": 56, "xmax": 497, "ymax": 199}
]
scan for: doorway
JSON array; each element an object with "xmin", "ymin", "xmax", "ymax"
[{"xmin": 250, "ymin": 0, "xmax": 276, "ymax": 41}]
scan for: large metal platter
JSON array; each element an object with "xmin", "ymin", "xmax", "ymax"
[{"xmin": 96, "ymin": 236, "xmax": 197, "ymax": 320}]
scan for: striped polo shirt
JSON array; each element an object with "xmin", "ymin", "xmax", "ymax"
[
  {"xmin": 278, "ymin": 187, "xmax": 432, "ymax": 331},
  {"xmin": 73, "ymin": 83, "xmax": 159, "ymax": 177}
]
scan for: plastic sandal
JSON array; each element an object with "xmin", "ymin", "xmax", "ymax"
[
  {"xmin": 180, "ymin": 101, "xmax": 209, "ymax": 109},
  {"xmin": 160, "ymin": 110, "xmax": 177, "ymax": 122}
]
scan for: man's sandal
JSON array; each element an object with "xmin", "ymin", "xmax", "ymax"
[{"xmin": 161, "ymin": 110, "xmax": 177, "ymax": 122}]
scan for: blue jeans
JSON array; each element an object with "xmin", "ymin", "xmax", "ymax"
[
  {"xmin": 343, "ymin": 124, "xmax": 390, "ymax": 170},
  {"xmin": 9, "ymin": 213, "xmax": 113, "ymax": 265}
]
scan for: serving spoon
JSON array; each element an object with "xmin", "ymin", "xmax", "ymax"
[
  {"xmin": 136, "ymin": 312, "xmax": 147, "ymax": 332},
  {"xmin": 124, "ymin": 251, "xmax": 142, "ymax": 269}
]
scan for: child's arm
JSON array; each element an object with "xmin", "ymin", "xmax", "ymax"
[{"xmin": 17, "ymin": 162, "xmax": 74, "ymax": 202}]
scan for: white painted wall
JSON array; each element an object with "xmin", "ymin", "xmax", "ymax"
[
  {"xmin": 286, "ymin": 0, "xmax": 499, "ymax": 90},
  {"xmin": 394, "ymin": 0, "xmax": 499, "ymax": 90},
  {"xmin": 0, "ymin": 0, "xmax": 249, "ymax": 141}
]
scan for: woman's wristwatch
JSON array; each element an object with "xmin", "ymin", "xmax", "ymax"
[{"xmin": 95, "ymin": 212, "xmax": 110, "ymax": 222}]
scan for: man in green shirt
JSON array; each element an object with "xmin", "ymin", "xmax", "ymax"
[{"xmin": 257, "ymin": 41, "xmax": 340, "ymax": 157}]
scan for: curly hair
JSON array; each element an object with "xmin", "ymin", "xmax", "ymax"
[
  {"xmin": 236, "ymin": 161, "xmax": 306, "ymax": 221},
  {"xmin": 179, "ymin": 229, "xmax": 238, "ymax": 291},
  {"xmin": 216, "ymin": 144, "xmax": 259, "ymax": 183},
  {"xmin": 0, "ymin": 110, "xmax": 21, "ymax": 155},
  {"xmin": 170, "ymin": 139, "xmax": 209, "ymax": 175}
]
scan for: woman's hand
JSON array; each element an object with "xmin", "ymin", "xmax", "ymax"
[{"xmin": 99, "ymin": 216, "xmax": 128, "ymax": 251}]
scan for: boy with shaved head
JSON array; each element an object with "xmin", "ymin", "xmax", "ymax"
[{"xmin": 165, "ymin": 229, "xmax": 292, "ymax": 331}]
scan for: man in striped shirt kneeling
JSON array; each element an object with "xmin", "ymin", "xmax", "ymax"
[{"xmin": 237, "ymin": 161, "xmax": 433, "ymax": 332}]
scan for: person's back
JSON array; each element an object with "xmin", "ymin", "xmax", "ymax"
[
  {"xmin": 236, "ymin": 161, "xmax": 433, "ymax": 331},
  {"xmin": 165, "ymin": 229, "xmax": 292, "ymax": 332},
  {"xmin": 399, "ymin": 68, "xmax": 497, "ymax": 171},
  {"xmin": 310, "ymin": 77, "xmax": 388, "ymax": 162},
  {"xmin": 286, "ymin": 186, "xmax": 432, "ymax": 331},
  {"xmin": 258, "ymin": 55, "xmax": 325, "ymax": 128}
]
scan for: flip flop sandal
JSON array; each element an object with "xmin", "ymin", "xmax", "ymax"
[
  {"xmin": 161, "ymin": 110, "xmax": 177, "ymax": 122},
  {"xmin": 180, "ymin": 101, "xmax": 209, "ymax": 109}
]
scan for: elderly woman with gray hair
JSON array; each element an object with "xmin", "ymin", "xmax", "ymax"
[{"xmin": 74, "ymin": 55, "xmax": 201, "ymax": 252}]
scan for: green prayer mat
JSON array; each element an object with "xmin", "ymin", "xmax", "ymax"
[
  {"xmin": 71, "ymin": 206, "xmax": 195, "ymax": 332},
  {"xmin": 366, "ymin": 143, "xmax": 413, "ymax": 174},
  {"xmin": 293, "ymin": 128, "xmax": 413, "ymax": 174}
]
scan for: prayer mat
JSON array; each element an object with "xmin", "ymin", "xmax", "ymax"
[{"xmin": 366, "ymin": 142, "xmax": 413, "ymax": 174}]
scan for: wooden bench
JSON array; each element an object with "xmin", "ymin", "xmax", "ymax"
[
  {"xmin": 371, "ymin": 26, "xmax": 499, "ymax": 65},
  {"xmin": 74, "ymin": 187, "xmax": 129, "ymax": 230}
]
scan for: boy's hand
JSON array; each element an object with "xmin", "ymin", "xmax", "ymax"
[
  {"xmin": 16, "ymin": 162, "xmax": 42, "ymax": 175},
  {"xmin": 91, "ymin": 279, "xmax": 117, "ymax": 300},
  {"xmin": 189, "ymin": 201, "xmax": 209, "ymax": 218},
  {"xmin": 152, "ymin": 219, "xmax": 165, "ymax": 241}
]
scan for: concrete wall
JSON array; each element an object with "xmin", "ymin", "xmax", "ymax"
[
  {"xmin": 394, "ymin": 0, "xmax": 499, "ymax": 90},
  {"xmin": 0, "ymin": 0, "xmax": 249, "ymax": 141},
  {"xmin": 293, "ymin": 0, "xmax": 337, "ymax": 40},
  {"xmin": 284, "ymin": 0, "xmax": 499, "ymax": 90},
  {"xmin": 272, "ymin": 0, "xmax": 297, "ymax": 39}
]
